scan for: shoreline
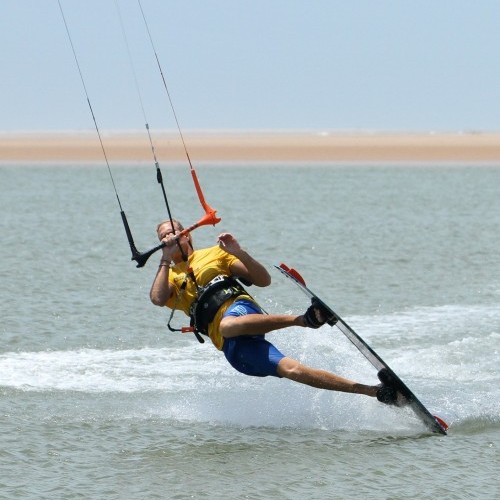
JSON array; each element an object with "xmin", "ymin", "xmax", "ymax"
[{"xmin": 1, "ymin": 130, "xmax": 500, "ymax": 163}]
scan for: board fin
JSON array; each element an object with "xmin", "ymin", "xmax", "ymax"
[{"xmin": 279, "ymin": 263, "xmax": 306, "ymax": 286}]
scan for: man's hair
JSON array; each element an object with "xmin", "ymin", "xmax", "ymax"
[{"xmin": 156, "ymin": 218, "xmax": 184, "ymax": 232}]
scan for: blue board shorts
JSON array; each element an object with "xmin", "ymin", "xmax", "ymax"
[{"xmin": 222, "ymin": 299, "xmax": 285, "ymax": 378}]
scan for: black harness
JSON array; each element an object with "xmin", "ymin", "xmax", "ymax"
[{"xmin": 189, "ymin": 275, "xmax": 248, "ymax": 336}]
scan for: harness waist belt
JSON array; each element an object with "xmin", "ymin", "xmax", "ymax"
[{"xmin": 190, "ymin": 275, "xmax": 247, "ymax": 335}]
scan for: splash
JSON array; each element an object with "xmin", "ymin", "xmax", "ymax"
[{"xmin": 1, "ymin": 303, "xmax": 498, "ymax": 432}]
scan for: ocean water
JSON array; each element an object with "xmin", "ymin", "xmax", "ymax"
[{"xmin": 0, "ymin": 163, "xmax": 499, "ymax": 499}]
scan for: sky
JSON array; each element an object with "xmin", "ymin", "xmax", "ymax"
[{"xmin": 2, "ymin": 0, "xmax": 500, "ymax": 133}]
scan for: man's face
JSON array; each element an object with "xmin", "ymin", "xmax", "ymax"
[{"xmin": 157, "ymin": 221, "xmax": 191, "ymax": 257}]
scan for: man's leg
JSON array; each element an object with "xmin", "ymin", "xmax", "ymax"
[
  {"xmin": 220, "ymin": 309, "xmax": 382, "ymax": 400},
  {"xmin": 219, "ymin": 297, "xmax": 330, "ymax": 338},
  {"xmin": 219, "ymin": 313, "xmax": 305, "ymax": 338},
  {"xmin": 277, "ymin": 357, "xmax": 378, "ymax": 397}
]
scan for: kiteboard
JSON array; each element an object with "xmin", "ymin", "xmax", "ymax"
[{"xmin": 275, "ymin": 263, "xmax": 448, "ymax": 435}]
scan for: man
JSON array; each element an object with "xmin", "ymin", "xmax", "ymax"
[{"xmin": 150, "ymin": 219, "xmax": 394, "ymax": 403}]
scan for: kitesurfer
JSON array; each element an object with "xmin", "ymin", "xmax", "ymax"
[{"xmin": 150, "ymin": 219, "xmax": 396, "ymax": 403}]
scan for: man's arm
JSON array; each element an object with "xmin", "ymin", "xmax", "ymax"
[
  {"xmin": 218, "ymin": 233, "xmax": 271, "ymax": 287},
  {"xmin": 150, "ymin": 262, "xmax": 173, "ymax": 306},
  {"xmin": 149, "ymin": 233, "xmax": 179, "ymax": 306}
]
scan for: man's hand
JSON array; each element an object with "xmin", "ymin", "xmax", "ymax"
[{"xmin": 217, "ymin": 233, "xmax": 242, "ymax": 257}]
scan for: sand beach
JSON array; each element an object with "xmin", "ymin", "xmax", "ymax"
[{"xmin": 1, "ymin": 130, "xmax": 500, "ymax": 163}]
